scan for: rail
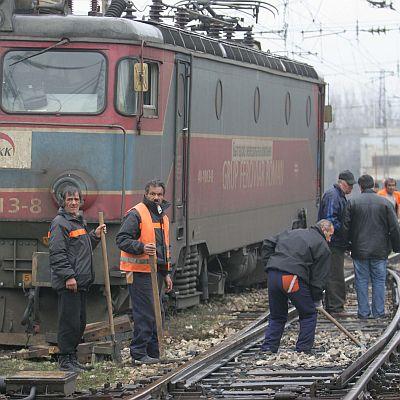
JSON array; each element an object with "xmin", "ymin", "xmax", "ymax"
[{"xmin": 127, "ymin": 266, "xmax": 400, "ymax": 399}]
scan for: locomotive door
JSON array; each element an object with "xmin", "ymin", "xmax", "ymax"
[{"xmin": 173, "ymin": 58, "xmax": 191, "ymax": 242}]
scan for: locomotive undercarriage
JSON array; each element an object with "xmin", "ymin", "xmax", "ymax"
[
  {"xmin": 0, "ymin": 205, "xmax": 308, "ymax": 345},
  {"xmin": 0, "ymin": 238, "xmax": 267, "ymax": 346}
]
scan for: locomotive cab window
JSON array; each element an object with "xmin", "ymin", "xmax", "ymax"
[
  {"xmin": 116, "ymin": 58, "xmax": 159, "ymax": 117},
  {"xmin": 1, "ymin": 50, "xmax": 106, "ymax": 114}
]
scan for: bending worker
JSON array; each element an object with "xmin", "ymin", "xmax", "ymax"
[
  {"xmin": 116, "ymin": 179, "xmax": 173, "ymax": 365},
  {"xmin": 260, "ymin": 220, "xmax": 333, "ymax": 354},
  {"xmin": 49, "ymin": 185, "xmax": 106, "ymax": 372}
]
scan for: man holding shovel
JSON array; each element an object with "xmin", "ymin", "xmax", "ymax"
[
  {"xmin": 260, "ymin": 220, "xmax": 333, "ymax": 354},
  {"xmin": 49, "ymin": 185, "xmax": 106, "ymax": 372},
  {"xmin": 116, "ymin": 180, "xmax": 173, "ymax": 365}
]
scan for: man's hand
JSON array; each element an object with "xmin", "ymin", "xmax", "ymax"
[
  {"xmin": 165, "ymin": 274, "xmax": 173, "ymax": 293},
  {"xmin": 144, "ymin": 243, "xmax": 156, "ymax": 256},
  {"xmin": 66, "ymin": 277, "xmax": 78, "ymax": 292},
  {"xmin": 95, "ymin": 224, "xmax": 107, "ymax": 238},
  {"xmin": 314, "ymin": 299, "xmax": 323, "ymax": 309}
]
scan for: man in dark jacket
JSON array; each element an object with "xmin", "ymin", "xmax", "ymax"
[
  {"xmin": 49, "ymin": 186, "xmax": 106, "ymax": 372},
  {"xmin": 343, "ymin": 174, "xmax": 400, "ymax": 319},
  {"xmin": 116, "ymin": 179, "xmax": 173, "ymax": 365},
  {"xmin": 260, "ymin": 220, "xmax": 333, "ymax": 354},
  {"xmin": 318, "ymin": 169, "xmax": 355, "ymax": 315}
]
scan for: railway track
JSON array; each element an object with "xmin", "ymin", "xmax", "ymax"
[
  {"xmin": 1, "ymin": 261, "xmax": 399, "ymax": 399},
  {"xmin": 126, "ymin": 266, "xmax": 400, "ymax": 400}
]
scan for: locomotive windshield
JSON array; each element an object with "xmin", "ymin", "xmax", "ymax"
[{"xmin": 1, "ymin": 50, "xmax": 106, "ymax": 114}]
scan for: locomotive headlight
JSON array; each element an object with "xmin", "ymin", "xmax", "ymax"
[{"xmin": 51, "ymin": 170, "xmax": 98, "ymax": 210}]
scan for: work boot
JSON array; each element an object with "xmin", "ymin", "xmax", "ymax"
[
  {"xmin": 296, "ymin": 349, "xmax": 317, "ymax": 356},
  {"xmin": 58, "ymin": 354, "xmax": 81, "ymax": 373},
  {"xmin": 261, "ymin": 350, "xmax": 277, "ymax": 355},
  {"xmin": 70, "ymin": 353, "xmax": 93, "ymax": 371},
  {"xmin": 132, "ymin": 355, "xmax": 160, "ymax": 365}
]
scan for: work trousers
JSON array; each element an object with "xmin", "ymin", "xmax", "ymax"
[
  {"xmin": 353, "ymin": 258, "xmax": 387, "ymax": 318},
  {"xmin": 261, "ymin": 269, "xmax": 317, "ymax": 353},
  {"xmin": 57, "ymin": 289, "xmax": 87, "ymax": 355},
  {"xmin": 324, "ymin": 246, "xmax": 346, "ymax": 313},
  {"xmin": 128, "ymin": 272, "xmax": 164, "ymax": 360}
]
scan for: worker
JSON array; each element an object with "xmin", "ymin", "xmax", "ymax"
[
  {"xmin": 116, "ymin": 179, "xmax": 173, "ymax": 365},
  {"xmin": 260, "ymin": 220, "xmax": 333, "ymax": 354},
  {"xmin": 49, "ymin": 185, "xmax": 106, "ymax": 372},
  {"xmin": 343, "ymin": 174, "xmax": 400, "ymax": 319},
  {"xmin": 318, "ymin": 170, "xmax": 355, "ymax": 316},
  {"xmin": 377, "ymin": 178, "xmax": 400, "ymax": 217}
]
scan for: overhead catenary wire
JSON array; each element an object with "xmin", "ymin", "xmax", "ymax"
[{"xmin": 252, "ymin": 0, "xmax": 399, "ymax": 88}]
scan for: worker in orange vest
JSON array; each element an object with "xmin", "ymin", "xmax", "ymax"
[
  {"xmin": 116, "ymin": 179, "xmax": 173, "ymax": 365},
  {"xmin": 377, "ymin": 178, "xmax": 400, "ymax": 217}
]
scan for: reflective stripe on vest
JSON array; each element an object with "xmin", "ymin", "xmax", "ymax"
[
  {"xmin": 120, "ymin": 202, "xmax": 170, "ymax": 273},
  {"xmin": 69, "ymin": 229, "xmax": 87, "ymax": 238},
  {"xmin": 48, "ymin": 228, "xmax": 86, "ymax": 239}
]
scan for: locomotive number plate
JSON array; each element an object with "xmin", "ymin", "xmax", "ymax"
[{"xmin": 0, "ymin": 197, "xmax": 42, "ymax": 214}]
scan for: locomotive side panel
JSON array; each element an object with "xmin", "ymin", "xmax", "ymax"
[
  {"xmin": 0, "ymin": 8, "xmax": 326, "ymax": 336},
  {"xmin": 187, "ymin": 56, "xmax": 321, "ymax": 255}
]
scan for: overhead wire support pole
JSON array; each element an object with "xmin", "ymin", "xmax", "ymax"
[{"xmin": 282, "ymin": 0, "xmax": 289, "ymax": 53}]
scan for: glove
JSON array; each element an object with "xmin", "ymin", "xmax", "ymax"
[{"xmin": 314, "ymin": 299, "xmax": 323, "ymax": 308}]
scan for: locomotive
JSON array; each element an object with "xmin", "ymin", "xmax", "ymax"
[{"xmin": 0, "ymin": 0, "xmax": 326, "ymax": 345}]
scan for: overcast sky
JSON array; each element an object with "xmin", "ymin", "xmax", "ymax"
[{"xmin": 73, "ymin": 0, "xmax": 400, "ymax": 101}]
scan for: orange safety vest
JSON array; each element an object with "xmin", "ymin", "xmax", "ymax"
[
  {"xmin": 377, "ymin": 188, "xmax": 400, "ymax": 214},
  {"xmin": 378, "ymin": 188, "xmax": 400, "ymax": 203},
  {"xmin": 119, "ymin": 202, "xmax": 170, "ymax": 273}
]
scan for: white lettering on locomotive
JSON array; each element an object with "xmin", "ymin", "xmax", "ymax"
[
  {"xmin": 198, "ymin": 169, "xmax": 214, "ymax": 184},
  {"xmin": 223, "ymin": 139, "xmax": 284, "ymax": 190},
  {"xmin": 232, "ymin": 138, "xmax": 273, "ymax": 161}
]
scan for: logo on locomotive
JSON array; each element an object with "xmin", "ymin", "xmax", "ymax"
[
  {"xmin": 0, "ymin": 132, "xmax": 15, "ymax": 156},
  {"xmin": 0, "ymin": 131, "xmax": 32, "ymax": 168}
]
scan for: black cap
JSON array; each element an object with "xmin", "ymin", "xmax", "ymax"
[{"xmin": 338, "ymin": 170, "xmax": 355, "ymax": 185}]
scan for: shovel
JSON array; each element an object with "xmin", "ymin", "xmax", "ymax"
[
  {"xmin": 149, "ymin": 254, "xmax": 164, "ymax": 359},
  {"xmin": 317, "ymin": 306, "xmax": 364, "ymax": 349},
  {"xmin": 98, "ymin": 211, "xmax": 121, "ymax": 362}
]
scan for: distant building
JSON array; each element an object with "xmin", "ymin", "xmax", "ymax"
[
  {"xmin": 361, "ymin": 128, "xmax": 400, "ymax": 185},
  {"xmin": 324, "ymin": 127, "xmax": 400, "ymax": 192},
  {"xmin": 324, "ymin": 127, "xmax": 361, "ymax": 190}
]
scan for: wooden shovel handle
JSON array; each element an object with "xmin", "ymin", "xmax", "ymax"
[
  {"xmin": 317, "ymin": 307, "xmax": 363, "ymax": 348},
  {"xmin": 98, "ymin": 212, "xmax": 115, "ymax": 338},
  {"xmin": 150, "ymin": 254, "xmax": 164, "ymax": 358}
]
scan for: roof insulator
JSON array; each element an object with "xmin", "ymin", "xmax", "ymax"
[
  {"xmin": 175, "ymin": 8, "xmax": 189, "ymax": 29},
  {"xmin": 104, "ymin": 0, "xmax": 127, "ymax": 17},
  {"xmin": 149, "ymin": 0, "xmax": 163, "ymax": 22},
  {"xmin": 243, "ymin": 30, "xmax": 255, "ymax": 47}
]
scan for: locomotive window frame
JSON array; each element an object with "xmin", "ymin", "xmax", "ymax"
[
  {"xmin": 254, "ymin": 86, "xmax": 261, "ymax": 123},
  {"xmin": 1, "ymin": 49, "xmax": 107, "ymax": 115},
  {"xmin": 285, "ymin": 91, "xmax": 291, "ymax": 125},
  {"xmin": 115, "ymin": 57, "xmax": 159, "ymax": 118},
  {"xmin": 306, "ymin": 95, "xmax": 312, "ymax": 127},
  {"xmin": 215, "ymin": 79, "xmax": 223, "ymax": 120}
]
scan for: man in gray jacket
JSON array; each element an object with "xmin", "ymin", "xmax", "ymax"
[
  {"xmin": 49, "ymin": 185, "xmax": 106, "ymax": 372},
  {"xmin": 343, "ymin": 174, "xmax": 400, "ymax": 319}
]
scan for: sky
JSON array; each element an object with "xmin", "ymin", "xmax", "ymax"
[{"xmin": 73, "ymin": 0, "xmax": 400, "ymax": 102}]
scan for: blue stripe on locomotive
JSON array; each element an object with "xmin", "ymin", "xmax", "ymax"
[{"xmin": 1, "ymin": 130, "xmax": 172, "ymax": 191}]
